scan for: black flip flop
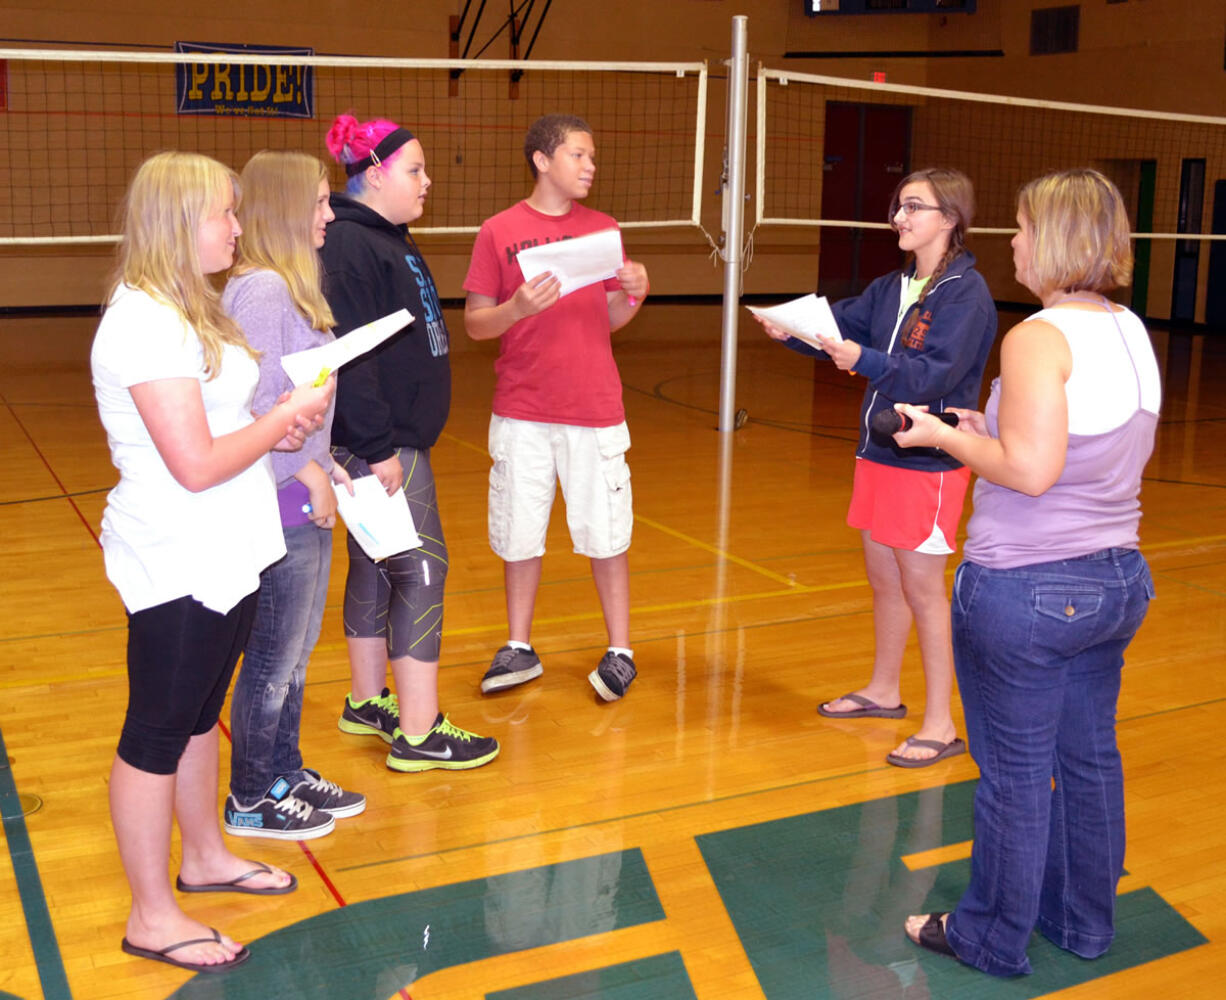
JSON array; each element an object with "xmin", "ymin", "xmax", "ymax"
[
  {"xmin": 176, "ymin": 860, "xmax": 298, "ymax": 895},
  {"xmin": 817, "ymin": 692, "xmax": 908, "ymax": 719},
  {"xmin": 909, "ymin": 912, "xmax": 958, "ymax": 958},
  {"xmin": 886, "ymin": 736, "xmax": 966, "ymax": 768},
  {"xmin": 121, "ymin": 927, "xmax": 251, "ymax": 973}
]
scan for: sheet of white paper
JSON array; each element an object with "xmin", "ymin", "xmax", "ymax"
[
  {"xmin": 746, "ymin": 294, "xmax": 843, "ymax": 349},
  {"xmin": 280, "ymin": 308, "xmax": 414, "ymax": 387},
  {"xmin": 333, "ymin": 475, "xmax": 422, "ymax": 561},
  {"xmin": 515, "ymin": 228, "xmax": 624, "ymax": 298}
]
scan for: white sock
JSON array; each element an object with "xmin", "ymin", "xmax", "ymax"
[
  {"xmin": 608, "ymin": 646, "xmax": 634, "ymax": 659},
  {"xmin": 507, "ymin": 639, "xmax": 533, "ymax": 651}
]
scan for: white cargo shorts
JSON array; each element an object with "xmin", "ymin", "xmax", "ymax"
[{"xmin": 487, "ymin": 415, "xmax": 633, "ymax": 561}]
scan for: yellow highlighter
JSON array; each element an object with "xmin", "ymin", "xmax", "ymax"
[{"xmin": 313, "ymin": 367, "xmax": 331, "ymax": 387}]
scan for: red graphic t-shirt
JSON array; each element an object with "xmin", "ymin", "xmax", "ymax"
[{"xmin": 464, "ymin": 200, "xmax": 625, "ymax": 427}]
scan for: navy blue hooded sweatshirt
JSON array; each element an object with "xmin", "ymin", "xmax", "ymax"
[
  {"xmin": 320, "ymin": 193, "xmax": 451, "ymax": 463},
  {"xmin": 789, "ymin": 251, "xmax": 997, "ymax": 471}
]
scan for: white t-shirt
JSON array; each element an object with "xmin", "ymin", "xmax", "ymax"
[{"xmin": 91, "ymin": 285, "xmax": 285, "ymax": 613}]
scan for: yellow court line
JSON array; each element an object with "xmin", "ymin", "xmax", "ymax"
[
  {"xmin": 1143, "ymin": 533, "xmax": 1226, "ymax": 552},
  {"xmin": 633, "ymin": 513, "xmax": 800, "ymax": 587},
  {"xmin": 438, "ymin": 429, "xmax": 489, "ymax": 457},
  {"xmin": 439, "ymin": 580, "xmax": 863, "ymax": 638},
  {"xmin": 901, "ymin": 839, "xmax": 973, "ymax": 871},
  {"xmin": 440, "ymin": 427, "xmax": 804, "ymax": 587},
  {"xmin": 0, "ymin": 580, "xmax": 863, "ymax": 690}
]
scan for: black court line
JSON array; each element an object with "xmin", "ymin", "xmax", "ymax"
[{"xmin": 0, "ymin": 725, "xmax": 72, "ymax": 999}]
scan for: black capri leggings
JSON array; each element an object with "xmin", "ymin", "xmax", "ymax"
[
  {"xmin": 333, "ymin": 445, "xmax": 448, "ymax": 661},
  {"xmin": 118, "ymin": 591, "xmax": 257, "ymax": 775}
]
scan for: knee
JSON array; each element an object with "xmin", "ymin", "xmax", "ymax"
[
  {"xmin": 117, "ymin": 716, "xmax": 189, "ymax": 775},
  {"xmin": 387, "ymin": 549, "xmax": 448, "ymax": 592}
]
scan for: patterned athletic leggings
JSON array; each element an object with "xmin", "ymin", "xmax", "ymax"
[{"xmin": 332, "ymin": 445, "xmax": 447, "ymax": 662}]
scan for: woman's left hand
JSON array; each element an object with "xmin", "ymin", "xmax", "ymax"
[
  {"xmin": 818, "ymin": 335, "xmax": 862, "ymax": 371},
  {"xmin": 891, "ymin": 403, "xmax": 954, "ymax": 449},
  {"xmin": 272, "ymin": 422, "xmax": 308, "ymax": 452},
  {"xmin": 330, "ymin": 460, "xmax": 356, "ymax": 497},
  {"xmin": 305, "ymin": 476, "xmax": 338, "ymax": 529}
]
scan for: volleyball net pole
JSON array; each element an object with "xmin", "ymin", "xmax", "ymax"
[{"xmin": 717, "ymin": 15, "xmax": 750, "ymax": 434}]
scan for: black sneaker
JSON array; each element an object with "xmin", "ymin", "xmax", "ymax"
[
  {"xmin": 292, "ymin": 769, "xmax": 366, "ymax": 819},
  {"xmin": 223, "ymin": 777, "xmax": 335, "ymax": 841},
  {"xmin": 589, "ymin": 651, "xmax": 637, "ymax": 701},
  {"xmin": 480, "ymin": 644, "xmax": 544, "ymax": 694},
  {"xmin": 338, "ymin": 687, "xmax": 399, "ymax": 744},
  {"xmin": 386, "ymin": 714, "xmax": 500, "ymax": 772}
]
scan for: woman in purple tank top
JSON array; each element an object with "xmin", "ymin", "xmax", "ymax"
[{"xmin": 891, "ymin": 169, "xmax": 1159, "ymax": 976}]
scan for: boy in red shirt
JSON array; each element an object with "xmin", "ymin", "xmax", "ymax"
[{"xmin": 463, "ymin": 114, "xmax": 649, "ymax": 701}]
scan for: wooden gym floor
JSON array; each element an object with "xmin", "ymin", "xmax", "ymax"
[{"xmin": 1, "ymin": 302, "xmax": 1223, "ymax": 999}]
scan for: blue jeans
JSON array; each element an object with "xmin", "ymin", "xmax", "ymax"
[
  {"xmin": 945, "ymin": 548, "xmax": 1154, "ymax": 976},
  {"xmin": 229, "ymin": 523, "xmax": 332, "ymax": 804}
]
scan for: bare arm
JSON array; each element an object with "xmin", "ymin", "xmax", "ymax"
[
  {"xmin": 295, "ymin": 459, "xmax": 337, "ymax": 528},
  {"xmin": 130, "ymin": 376, "xmax": 335, "ymax": 494},
  {"xmin": 893, "ymin": 319, "xmax": 1071, "ymax": 496},
  {"xmin": 464, "ymin": 275, "xmax": 562, "ymax": 341},
  {"xmin": 607, "ymin": 260, "xmax": 649, "ymax": 332}
]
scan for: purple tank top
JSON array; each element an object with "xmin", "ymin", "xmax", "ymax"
[{"xmin": 963, "ymin": 306, "xmax": 1160, "ymax": 569}]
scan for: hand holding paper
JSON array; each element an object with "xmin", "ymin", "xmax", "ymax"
[
  {"xmin": 333, "ymin": 474, "xmax": 422, "ymax": 561},
  {"xmin": 515, "ymin": 228, "xmax": 624, "ymax": 298},
  {"xmin": 281, "ymin": 308, "xmax": 413, "ymax": 387},
  {"xmin": 746, "ymin": 294, "xmax": 842, "ymax": 350}
]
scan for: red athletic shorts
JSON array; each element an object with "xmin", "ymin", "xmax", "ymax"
[{"xmin": 847, "ymin": 458, "xmax": 971, "ymax": 554}]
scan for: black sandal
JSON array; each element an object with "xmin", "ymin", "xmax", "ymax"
[{"xmin": 912, "ymin": 912, "xmax": 957, "ymax": 958}]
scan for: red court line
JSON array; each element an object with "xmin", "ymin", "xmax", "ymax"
[{"xmin": 2, "ymin": 397, "xmax": 100, "ymax": 546}]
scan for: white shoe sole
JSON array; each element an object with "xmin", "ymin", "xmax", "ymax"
[
  {"xmin": 480, "ymin": 663, "xmax": 543, "ymax": 694},
  {"xmin": 223, "ymin": 816, "xmax": 336, "ymax": 840},
  {"xmin": 588, "ymin": 669, "xmax": 627, "ymax": 702}
]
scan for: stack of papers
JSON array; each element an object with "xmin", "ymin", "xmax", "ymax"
[
  {"xmin": 515, "ymin": 228, "xmax": 624, "ymax": 298},
  {"xmin": 746, "ymin": 294, "xmax": 842, "ymax": 350},
  {"xmin": 333, "ymin": 475, "xmax": 422, "ymax": 561}
]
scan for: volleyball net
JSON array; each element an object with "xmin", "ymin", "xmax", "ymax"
[
  {"xmin": 755, "ymin": 66, "xmax": 1226, "ymax": 238},
  {"xmin": 0, "ymin": 49, "xmax": 708, "ymax": 243},
  {"xmin": 753, "ymin": 67, "xmax": 1226, "ymax": 316}
]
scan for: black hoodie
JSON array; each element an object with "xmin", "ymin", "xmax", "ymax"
[{"xmin": 320, "ymin": 193, "xmax": 450, "ymax": 462}]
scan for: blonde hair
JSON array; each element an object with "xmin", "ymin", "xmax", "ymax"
[
  {"xmin": 889, "ymin": 167, "xmax": 976, "ymax": 305},
  {"xmin": 1017, "ymin": 168, "xmax": 1133, "ymax": 294},
  {"xmin": 107, "ymin": 151, "xmax": 251, "ymax": 378},
  {"xmin": 231, "ymin": 151, "xmax": 335, "ymax": 332}
]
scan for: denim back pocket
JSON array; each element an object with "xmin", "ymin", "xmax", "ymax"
[
  {"xmin": 1034, "ymin": 586, "xmax": 1103, "ymax": 624},
  {"xmin": 1029, "ymin": 584, "xmax": 1106, "ymax": 656}
]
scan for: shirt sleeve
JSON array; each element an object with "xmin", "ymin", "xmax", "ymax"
[
  {"xmin": 227, "ymin": 272, "xmax": 294, "ymax": 418},
  {"xmin": 227, "ymin": 272, "xmax": 320, "ymax": 485},
  {"xmin": 463, "ymin": 222, "xmax": 503, "ymax": 300},
  {"xmin": 853, "ymin": 277, "xmax": 995, "ymax": 402},
  {"xmin": 103, "ymin": 293, "xmax": 203, "ymax": 386},
  {"xmin": 831, "ymin": 278, "xmax": 887, "ymax": 349},
  {"xmin": 324, "ymin": 257, "xmax": 397, "ymax": 463}
]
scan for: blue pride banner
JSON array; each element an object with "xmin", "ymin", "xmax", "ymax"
[{"xmin": 175, "ymin": 41, "xmax": 314, "ymax": 119}]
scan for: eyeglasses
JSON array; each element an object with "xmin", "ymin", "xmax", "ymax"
[{"xmin": 890, "ymin": 200, "xmax": 944, "ymax": 224}]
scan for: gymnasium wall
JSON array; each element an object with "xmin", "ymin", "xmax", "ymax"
[{"xmin": 0, "ymin": 0, "xmax": 1222, "ymax": 322}]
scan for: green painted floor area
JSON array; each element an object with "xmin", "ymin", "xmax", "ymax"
[
  {"xmin": 486, "ymin": 951, "xmax": 697, "ymax": 1000},
  {"xmin": 697, "ymin": 780, "xmax": 1207, "ymax": 999},
  {"xmin": 165, "ymin": 849, "xmax": 663, "ymax": 999}
]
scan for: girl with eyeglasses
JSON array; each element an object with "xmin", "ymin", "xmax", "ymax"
[{"xmin": 757, "ymin": 167, "xmax": 996, "ymax": 768}]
